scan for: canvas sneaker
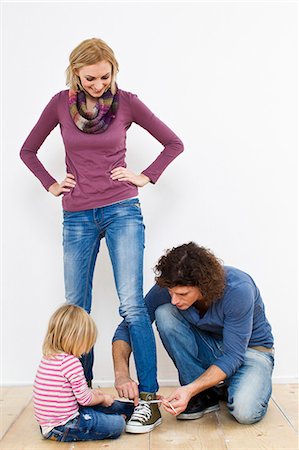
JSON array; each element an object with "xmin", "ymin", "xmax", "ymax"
[
  {"xmin": 213, "ymin": 382, "xmax": 228, "ymax": 401},
  {"xmin": 176, "ymin": 388, "xmax": 220, "ymax": 420},
  {"xmin": 125, "ymin": 392, "xmax": 162, "ymax": 433}
]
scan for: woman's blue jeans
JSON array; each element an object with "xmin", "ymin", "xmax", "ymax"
[
  {"xmin": 63, "ymin": 198, "xmax": 158, "ymax": 393},
  {"xmin": 43, "ymin": 401, "xmax": 134, "ymax": 442},
  {"xmin": 155, "ymin": 303, "xmax": 274, "ymax": 424}
]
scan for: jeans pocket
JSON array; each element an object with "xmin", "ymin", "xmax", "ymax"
[
  {"xmin": 248, "ymin": 348, "xmax": 275, "ymax": 370},
  {"xmin": 45, "ymin": 417, "xmax": 80, "ymax": 442},
  {"xmin": 44, "ymin": 428, "xmax": 64, "ymax": 441},
  {"xmin": 119, "ymin": 198, "xmax": 140, "ymax": 207},
  {"xmin": 63, "ymin": 209, "xmax": 87, "ymax": 219},
  {"xmin": 113, "ymin": 199, "xmax": 143, "ymax": 220}
]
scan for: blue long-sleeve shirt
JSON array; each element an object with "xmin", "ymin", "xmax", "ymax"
[{"xmin": 112, "ymin": 266, "xmax": 274, "ymax": 378}]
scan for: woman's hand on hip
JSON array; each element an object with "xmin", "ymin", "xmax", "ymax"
[
  {"xmin": 48, "ymin": 173, "xmax": 76, "ymax": 196},
  {"xmin": 110, "ymin": 167, "xmax": 150, "ymax": 187}
]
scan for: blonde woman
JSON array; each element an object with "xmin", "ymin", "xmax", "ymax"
[
  {"xmin": 20, "ymin": 38, "xmax": 183, "ymax": 433},
  {"xmin": 33, "ymin": 305, "xmax": 134, "ymax": 442}
]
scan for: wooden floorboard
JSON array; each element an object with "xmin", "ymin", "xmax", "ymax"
[
  {"xmin": 0, "ymin": 386, "xmax": 298, "ymax": 450},
  {"xmin": 0, "ymin": 386, "xmax": 32, "ymax": 440},
  {"xmin": 150, "ymin": 387, "xmax": 227, "ymax": 450},
  {"xmin": 272, "ymin": 384, "xmax": 298, "ymax": 432},
  {"xmin": 216, "ymin": 398, "xmax": 298, "ymax": 450}
]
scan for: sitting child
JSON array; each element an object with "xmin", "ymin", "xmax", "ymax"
[{"xmin": 33, "ymin": 304, "xmax": 134, "ymax": 442}]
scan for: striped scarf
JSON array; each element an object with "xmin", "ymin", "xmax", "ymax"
[{"xmin": 69, "ymin": 87, "xmax": 119, "ymax": 134}]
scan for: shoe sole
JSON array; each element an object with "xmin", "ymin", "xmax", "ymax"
[
  {"xmin": 176, "ymin": 404, "xmax": 220, "ymax": 420},
  {"xmin": 126, "ymin": 418, "xmax": 162, "ymax": 434}
]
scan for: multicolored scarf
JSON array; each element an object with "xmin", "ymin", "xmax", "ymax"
[{"xmin": 69, "ymin": 87, "xmax": 119, "ymax": 134}]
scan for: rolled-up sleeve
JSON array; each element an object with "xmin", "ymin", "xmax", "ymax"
[{"xmin": 213, "ymin": 283, "xmax": 255, "ymax": 377}]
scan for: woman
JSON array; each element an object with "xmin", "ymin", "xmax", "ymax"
[{"xmin": 20, "ymin": 37, "xmax": 184, "ymax": 433}]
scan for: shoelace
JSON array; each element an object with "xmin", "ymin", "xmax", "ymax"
[
  {"xmin": 118, "ymin": 398, "xmax": 177, "ymax": 414},
  {"xmin": 130, "ymin": 401, "xmax": 152, "ymax": 423}
]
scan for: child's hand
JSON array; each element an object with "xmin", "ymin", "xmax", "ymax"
[
  {"xmin": 100, "ymin": 394, "xmax": 115, "ymax": 407},
  {"xmin": 89, "ymin": 389, "xmax": 114, "ymax": 407}
]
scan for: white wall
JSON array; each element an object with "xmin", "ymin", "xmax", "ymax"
[{"xmin": 2, "ymin": 1, "xmax": 297, "ymax": 385}]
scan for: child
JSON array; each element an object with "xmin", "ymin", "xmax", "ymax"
[{"xmin": 33, "ymin": 304, "xmax": 134, "ymax": 442}]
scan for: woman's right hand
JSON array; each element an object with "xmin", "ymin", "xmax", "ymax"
[{"xmin": 48, "ymin": 173, "xmax": 76, "ymax": 196}]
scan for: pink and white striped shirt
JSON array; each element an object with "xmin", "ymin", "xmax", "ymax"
[{"xmin": 33, "ymin": 353, "xmax": 92, "ymax": 431}]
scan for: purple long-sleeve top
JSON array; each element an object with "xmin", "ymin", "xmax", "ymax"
[{"xmin": 20, "ymin": 89, "xmax": 184, "ymax": 211}]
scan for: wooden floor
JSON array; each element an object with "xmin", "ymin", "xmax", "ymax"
[{"xmin": 0, "ymin": 385, "xmax": 298, "ymax": 450}]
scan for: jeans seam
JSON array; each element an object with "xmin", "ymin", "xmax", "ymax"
[
  {"xmin": 82, "ymin": 236, "xmax": 100, "ymax": 311},
  {"xmin": 246, "ymin": 348, "xmax": 275, "ymax": 367},
  {"xmin": 116, "ymin": 197, "xmax": 140, "ymax": 206},
  {"xmin": 93, "ymin": 208, "xmax": 104, "ymax": 227}
]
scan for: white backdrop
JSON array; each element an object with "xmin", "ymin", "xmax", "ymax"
[{"xmin": 2, "ymin": 1, "xmax": 298, "ymax": 385}]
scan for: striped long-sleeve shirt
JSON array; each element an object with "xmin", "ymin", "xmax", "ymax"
[{"xmin": 33, "ymin": 353, "xmax": 92, "ymax": 431}]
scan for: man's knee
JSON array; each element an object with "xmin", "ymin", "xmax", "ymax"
[
  {"xmin": 155, "ymin": 303, "xmax": 181, "ymax": 334},
  {"xmin": 228, "ymin": 394, "xmax": 269, "ymax": 424}
]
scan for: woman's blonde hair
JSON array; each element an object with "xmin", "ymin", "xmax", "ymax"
[
  {"xmin": 42, "ymin": 304, "xmax": 97, "ymax": 358},
  {"xmin": 66, "ymin": 38, "xmax": 119, "ymax": 94}
]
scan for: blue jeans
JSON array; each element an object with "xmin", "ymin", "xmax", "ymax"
[
  {"xmin": 43, "ymin": 401, "xmax": 134, "ymax": 442},
  {"xmin": 63, "ymin": 198, "xmax": 158, "ymax": 392},
  {"xmin": 155, "ymin": 303, "xmax": 274, "ymax": 424}
]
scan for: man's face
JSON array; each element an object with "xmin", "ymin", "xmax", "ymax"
[{"xmin": 168, "ymin": 285, "xmax": 203, "ymax": 310}]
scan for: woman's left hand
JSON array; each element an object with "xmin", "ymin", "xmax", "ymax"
[{"xmin": 110, "ymin": 167, "xmax": 150, "ymax": 187}]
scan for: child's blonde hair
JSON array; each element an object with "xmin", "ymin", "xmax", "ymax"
[{"xmin": 42, "ymin": 304, "xmax": 97, "ymax": 358}]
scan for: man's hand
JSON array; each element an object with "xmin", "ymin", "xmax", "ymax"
[
  {"xmin": 115, "ymin": 375, "xmax": 139, "ymax": 406},
  {"xmin": 162, "ymin": 365, "xmax": 227, "ymax": 416},
  {"xmin": 162, "ymin": 386, "xmax": 193, "ymax": 416},
  {"xmin": 112, "ymin": 340, "xmax": 139, "ymax": 405}
]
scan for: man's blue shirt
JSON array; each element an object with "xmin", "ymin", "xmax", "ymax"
[{"xmin": 112, "ymin": 266, "xmax": 274, "ymax": 378}]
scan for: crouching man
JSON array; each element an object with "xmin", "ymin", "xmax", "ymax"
[{"xmin": 112, "ymin": 242, "xmax": 274, "ymax": 425}]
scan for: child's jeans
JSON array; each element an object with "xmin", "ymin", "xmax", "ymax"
[{"xmin": 42, "ymin": 401, "xmax": 134, "ymax": 442}]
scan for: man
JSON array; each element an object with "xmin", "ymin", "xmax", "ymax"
[{"xmin": 112, "ymin": 242, "xmax": 274, "ymax": 428}]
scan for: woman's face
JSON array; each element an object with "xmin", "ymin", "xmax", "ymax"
[{"xmin": 77, "ymin": 60, "xmax": 112, "ymax": 98}]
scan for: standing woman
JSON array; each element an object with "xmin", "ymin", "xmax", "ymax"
[{"xmin": 20, "ymin": 38, "xmax": 184, "ymax": 433}]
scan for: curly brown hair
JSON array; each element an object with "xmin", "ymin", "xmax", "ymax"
[{"xmin": 154, "ymin": 242, "xmax": 225, "ymax": 305}]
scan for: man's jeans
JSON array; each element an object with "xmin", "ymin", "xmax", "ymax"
[
  {"xmin": 63, "ymin": 198, "xmax": 158, "ymax": 392},
  {"xmin": 155, "ymin": 303, "xmax": 274, "ymax": 424},
  {"xmin": 43, "ymin": 401, "xmax": 134, "ymax": 442}
]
